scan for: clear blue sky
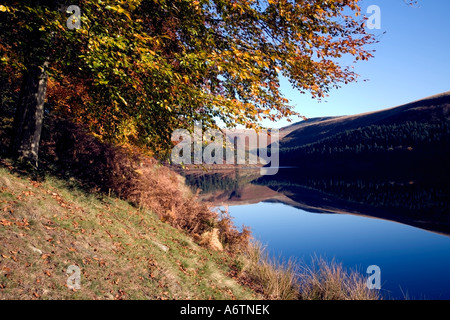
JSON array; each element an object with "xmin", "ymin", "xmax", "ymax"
[{"xmin": 271, "ymin": 0, "xmax": 450, "ymax": 128}]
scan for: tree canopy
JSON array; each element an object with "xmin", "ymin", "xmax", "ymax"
[{"xmin": 1, "ymin": 0, "xmax": 377, "ymax": 160}]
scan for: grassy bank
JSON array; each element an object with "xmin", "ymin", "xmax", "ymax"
[{"xmin": 0, "ymin": 163, "xmax": 259, "ymax": 299}]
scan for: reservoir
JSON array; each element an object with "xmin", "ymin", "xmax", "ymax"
[{"xmin": 183, "ymin": 168, "xmax": 450, "ymax": 300}]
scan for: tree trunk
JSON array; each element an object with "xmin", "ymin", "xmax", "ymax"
[{"xmin": 10, "ymin": 60, "xmax": 49, "ymax": 168}]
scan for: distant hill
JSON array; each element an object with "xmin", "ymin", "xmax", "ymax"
[{"xmin": 278, "ymin": 92, "xmax": 450, "ymax": 179}]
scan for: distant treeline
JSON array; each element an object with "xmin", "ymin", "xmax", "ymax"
[{"xmin": 279, "ymin": 121, "xmax": 450, "ymax": 178}]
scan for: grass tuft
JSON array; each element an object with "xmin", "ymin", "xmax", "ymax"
[
  {"xmin": 297, "ymin": 256, "xmax": 381, "ymax": 300},
  {"xmin": 241, "ymin": 243, "xmax": 380, "ymax": 300}
]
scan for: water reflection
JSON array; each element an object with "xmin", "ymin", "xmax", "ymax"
[
  {"xmin": 180, "ymin": 168, "xmax": 450, "ymax": 299},
  {"xmin": 182, "ymin": 168, "xmax": 450, "ymax": 236}
]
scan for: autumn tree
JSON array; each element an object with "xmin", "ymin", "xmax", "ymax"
[{"xmin": 1, "ymin": 0, "xmax": 379, "ymax": 167}]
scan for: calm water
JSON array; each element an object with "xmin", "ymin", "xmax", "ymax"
[
  {"xmin": 227, "ymin": 202, "xmax": 450, "ymax": 300},
  {"xmin": 183, "ymin": 169, "xmax": 450, "ymax": 300}
]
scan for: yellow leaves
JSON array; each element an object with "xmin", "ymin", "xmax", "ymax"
[
  {"xmin": 0, "ymin": 4, "xmax": 9, "ymax": 12},
  {"xmin": 133, "ymin": 33, "xmax": 154, "ymax": 43},
  {"xmin": 106, "ymin": 5, "xmax": 132, "ymax": 20}
]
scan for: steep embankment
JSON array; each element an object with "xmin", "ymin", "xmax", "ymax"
[{"xmin": 0, "ymin": 164, "xmax": 259, "ymax": 300}]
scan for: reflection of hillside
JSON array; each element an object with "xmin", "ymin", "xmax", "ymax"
[
  {"xmin": 183, "ymin": 169, "xmax": 450, "ymax": 236},
  {"xmin": 197, "ymin": 183, "xmax": 291, "ymax": 206},
  {"xmin": 256, "ymin": 173, "xmax": 450, "ymax": 236},
  {"xmin": 180, "ymin": 168, "xmax": 261, "ymax": 194}
]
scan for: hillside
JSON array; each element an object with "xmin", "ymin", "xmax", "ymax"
[
  {"xmin": 0, "ymin": 164, "xmax": 259, "ymax": 300},
  {"xmin": 280, "ymin": 92, "xmax": 450, "ymax": 149},
  {"xmin": 278, "ymin": 92, "xmax": 450, "ymax": 178},
  {"xmin": 0, "ymin": 163, "xmax": 260, "ymax": 300}
]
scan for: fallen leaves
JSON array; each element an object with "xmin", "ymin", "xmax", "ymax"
[
  {"xmin": 0, "ymin": 219, "xmax": 12, "ymax": 226},
  {"xmin": 0, "ymin": 218, "xmax": 29, "ymax": 228},
  {"xmin": 1, "ymin": 266, "xmax": 11, "ymax": 274},
  {"xmin": 41, "ymin": 253, "xmax": 51, "ymax": 260},
  {"xmin": 49, "ymin": 191, "xmax": 74, "ymax": 210},
  {"xmin": 115, "ymin": 289, "xmax": 126, "ymax": 300},
  {"xmin": 16, "ymin": 218, "xmax": 29, "ymax": 228},
  {"xmin": 1, "ymin": 251, "xmax": 17, "ymax": 263},
  {"xmin": 93, "ymin": 257, "xmax": 107, "ymax": 267},
  {"xmin": 30, "ymin": 181, "xmax": 41, "ymax": 188}
]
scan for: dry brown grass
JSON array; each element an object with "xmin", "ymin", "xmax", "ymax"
[
  {"xmin": 242, "ymin": 242, "xmax": 301, "ymax": 300},
  {"xmin": 240, "ymin": 244, "xmax": 381, "ymax": 300},
  {"xmin": 297, "ymin": 256, "xmax": 381, "ymax": 300}
]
